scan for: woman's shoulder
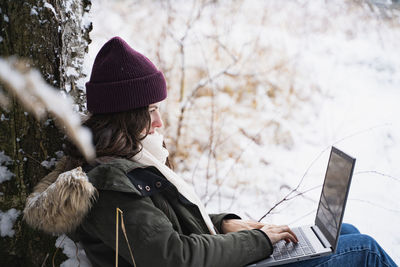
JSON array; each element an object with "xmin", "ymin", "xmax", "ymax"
[
  {"xmin": 85, "ymin": 157, "xmax": 142, "ymax": 192},
  {"xmin": 84, "ymin": 157, "xmax": 143, "ymax": 173}
]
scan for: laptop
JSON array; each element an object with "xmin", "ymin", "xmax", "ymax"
[{"xmin": 248, "ymin": 146, "xmax": 356, "ymax": 266}]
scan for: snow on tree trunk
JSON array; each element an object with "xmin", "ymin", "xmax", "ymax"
[{"xmin": 0, "ymin": 0, "xmax": 91, "ymax": 266}]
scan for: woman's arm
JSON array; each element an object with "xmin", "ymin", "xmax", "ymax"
[
  {"xmin": 209, "ymin": 213, "xmax": 241, "ymax": 233},
  {"xmin": 80, "ymin": 190, "xmax": 273, "ymax": 267}
]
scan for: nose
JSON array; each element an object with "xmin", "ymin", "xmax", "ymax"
[{"xmin": 151, "ymin": 111, "xmax": 163, "ymax": 130}]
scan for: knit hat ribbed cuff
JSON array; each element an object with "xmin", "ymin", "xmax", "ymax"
[{"xmin": 86, "ymin": 71, "xmax": 167, "ymax": 114}]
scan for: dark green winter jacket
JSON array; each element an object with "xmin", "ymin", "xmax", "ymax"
[{"xmin": 24, "ymin": 158, "xmax": 273, "ymax": 267}]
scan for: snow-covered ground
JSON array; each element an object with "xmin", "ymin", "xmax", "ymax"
[{"xmin": 85, "ymin": 0, "xmax": 400, "ymax": 264}]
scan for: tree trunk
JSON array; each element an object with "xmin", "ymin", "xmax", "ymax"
[{"xmin": 0, "ymin": 0, "xmax": 91, "ymax": 266}]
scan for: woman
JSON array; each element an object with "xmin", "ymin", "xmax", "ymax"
[{"xmin": 23, "ymin": 37, "xmax": 396, "ymax": 267}]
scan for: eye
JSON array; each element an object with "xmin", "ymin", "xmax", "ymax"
[{"xmin": 149, "ymin": 106, "xmax": 158, "ymax": 113}]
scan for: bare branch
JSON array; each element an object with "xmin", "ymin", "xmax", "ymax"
[
  {"xmin": 258, "ymin": 123, "xmax": 393, "ymax": 222},
  {"xmin": 355, "ymin": 170, "xmax": 400, "ymax": 183},
  {"xmin": 175, "ymin": 60, "xmax": 238, "ymax": 152},
  {"xmin": 287, "ymin": 209, "xmax": 317, "ymax": 226},
  {"xmin": 349, "ymin": 198, "xmax": 400, "ymax": 213},
  {"xmin": 205, "ymin": 124, "xmax": 269, "ymax": 205},
  {"xmin": 287, "ymin": 185, "xmax": 322, "ymax": 201}
]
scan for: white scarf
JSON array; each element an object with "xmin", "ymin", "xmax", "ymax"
[{"xmin": 132, "ymin": 132, "xmax": 216, "ymax": 235}]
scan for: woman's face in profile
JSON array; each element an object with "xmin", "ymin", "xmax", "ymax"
[{"xmin": 148, "ymin": 101, "xmax": 163, "ymax": 134}]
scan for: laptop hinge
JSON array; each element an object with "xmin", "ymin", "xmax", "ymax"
[{"xmin": 311, "ymin": 226, "xmax": 332, "ymax": 249}]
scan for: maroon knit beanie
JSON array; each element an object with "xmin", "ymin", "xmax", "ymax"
[{"xmin": 86, "ymin": 37, "xmax": 167, "ymax": 114}]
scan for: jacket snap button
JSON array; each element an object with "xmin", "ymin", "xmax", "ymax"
[
  {"xmin": 155, "ymin": 181, "xmax": 162, "ymax": 188},
  {"xmin": 138, "ymin": 185, "xmax": 143, "ymax": 190},
  {"xmin": 145, "ymin": 185, "xmax": 151, "ymax": 191}
]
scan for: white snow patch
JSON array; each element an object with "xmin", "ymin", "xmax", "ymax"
[
  {"xmin": 43, "ymin": 2, "xmax": 57, "ymax": 17},
  {"xmin": 41, "ymin": 158, "xmax": 57, "ymax": 169},
  {"xmin": 64, "ymin": 0, "xmax": 74, "ymax": 14},
  {"xmin": 55, "ymin": 150, "xmax": 64, "ymax": 159},
  {"xmin": 3, "ymin": 14, "xmax": 9, "ymax": 23},
  {"xmin": 0, "ymin": 151, "xmax": 14, "ymax": 184},
  {"xmin": 56, "ymin": 235, "xmax": 92, "ymax": 267},
  {"xmin": 82, "ymin": 11, "xmax": 92, "ymax": 29},
  {"xmin": 0, "ymin": 209, "xmax": 21, "ymax": 237},
  {"xmin": 66, "ymin": 66, "xmax": 79, "ymax": 77},
  {"xmin": 0, "ymin": 166, "xmax": 14, "ymax": 183},
  {"xmin": 65, "ymin": 83, "xmax": 71, "ymax": 93},
  {"xmin": 30, "ymin": 8, "xmax": 38, "ymax": 16}
]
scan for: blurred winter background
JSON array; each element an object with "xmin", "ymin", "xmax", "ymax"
[
  {"xmin": 7, "ymin": 0, "xmax": 390, "ymax": 265},
  {"xmin": 81, "ymin": 0, "xmax": 400, "ymax": 264}
]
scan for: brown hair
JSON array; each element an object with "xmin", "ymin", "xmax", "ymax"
[{"xmin": 64, "ymin": 107, "xmax": 151, "ymax": 170}]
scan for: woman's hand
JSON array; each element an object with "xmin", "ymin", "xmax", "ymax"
[
  {"xmin": 221, "ymin": 219, "xmax": 268, "ymax": 233},
  {"xmin": 221, "ymin": 219, "xmax": 298, "ymax": 245},
  {"xmin": 259, "ymin": 224, "xmax": 298, "ymax": 245}
]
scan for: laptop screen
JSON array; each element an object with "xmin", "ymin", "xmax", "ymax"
[{"xmin": 315, "ymin": 147, "xmax": 355, "ymax": 251}]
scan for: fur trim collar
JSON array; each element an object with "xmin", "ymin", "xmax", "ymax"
[{"xmin": 23, "ymin": 158, "xmax": 97, "ymax": 234}]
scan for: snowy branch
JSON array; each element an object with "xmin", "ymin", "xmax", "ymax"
[{"xmin": 0, "ymin": 57, "xmax": 95, "ymax": 161}]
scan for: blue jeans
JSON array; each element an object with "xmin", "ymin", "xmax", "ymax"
[{"xmin": 281, "ymin": 223, "xmax": 397, "ymax": 267}]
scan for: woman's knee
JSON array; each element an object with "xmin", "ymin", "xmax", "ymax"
[
  {"xmin": 339, "ymin": 233, "xmax": 382, "ymax": 254},
  {"xmin": 333, "ymin": 234, "xmax": 396, "ymax": 266},
  {"xmin": 340, "ymin": 223, "xmax": 360, "ymax": 235},
  {"xmin": 357, "ymin": 234, "xmax": 380, "ymax": 249}
]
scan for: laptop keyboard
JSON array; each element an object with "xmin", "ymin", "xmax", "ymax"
[{"xmin": 272, "ymin": 227, "xmax": 316, "ymax": 261}]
